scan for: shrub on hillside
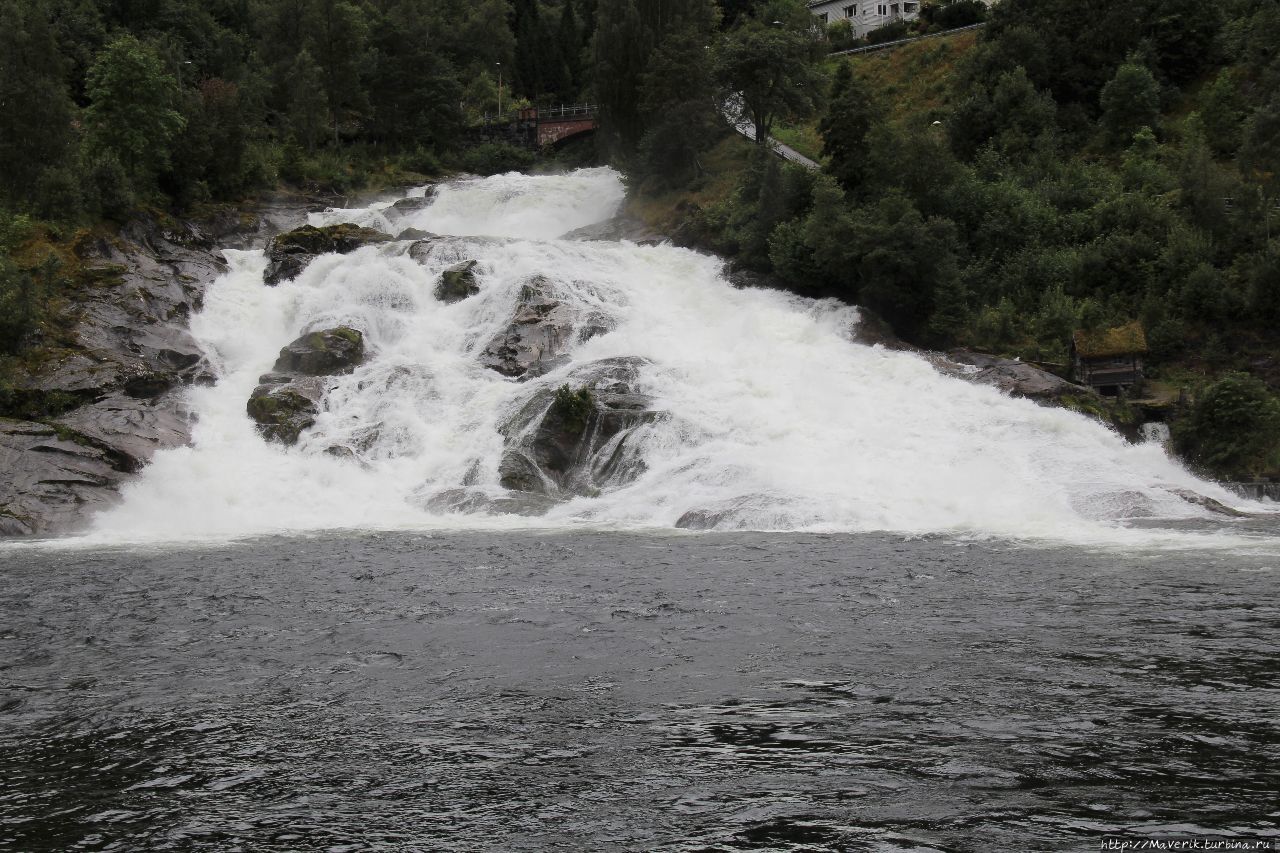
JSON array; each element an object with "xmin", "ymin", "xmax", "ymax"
[{"xmin": 1173, "ymin": 374, "xmax": 1280, "ymax": 479}]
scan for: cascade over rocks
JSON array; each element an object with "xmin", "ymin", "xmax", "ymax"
[
  {"xmin": 436, "ymin": 260, "xmax": 480, "ymax": 303},
  {"xmin": 262, "ymin": 223, "xmax": 392, "ymax": 285},
  {"xmin": 496, "ymin": 357, "xmax": 661, "ymax": 500},
  {"xmin": 479, "ymin": 276, "xmax": 595, "ymax": 379},
  {"xmin": 247, "ymin": 327, "xmax": 365, "ymax": 445}
]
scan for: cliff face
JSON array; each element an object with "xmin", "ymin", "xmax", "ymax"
[{"xmin": 0, "ymin": 200, "xmax": 311, "ymax": 536}]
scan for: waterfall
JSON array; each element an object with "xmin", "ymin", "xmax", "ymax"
[{"xmin": 87, "ymin": 167, "xmax": 1262, "ymax": 546}]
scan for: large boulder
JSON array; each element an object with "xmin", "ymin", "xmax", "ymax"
[
  {"xmin": 436, "ymin": 260, "xmax": 480, "ymax": 303},
  {"xmin": 384, "ymin": 190, "xmax": 436, "ymax": 223},
  {"xmin": 561, "ymin": 213, "xmax": 666, "ymax": 245},
  {"xmin": 270, "ymin": 327, "xmax": 365, "ymax": 376},
  {"xmin": 478, "ymin": 276, "xmax": 587, "ymax": 379},
  {"xmin": 262, "ymin": 223, "xmax": 393, "ymax": 285},
  {"xmin": 935, "ymin": 350, "xmax": 1085, "ymax": 402},
  {"xmin": 246, "ymin": 377, "xmax": 329, "ymax": 445},
  {"xmin": 497, "ymin": 357, "xmax": 661, "ymax": 499},
  {"xmin": 246, "ymin": 327, "xmax": 365, "ymax": 445}
]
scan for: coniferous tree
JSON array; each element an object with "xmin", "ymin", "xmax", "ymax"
[
  {"xmin": 0, "ymin": 0, "xmax": 77, "ymax": 207},
  {"xmin": 819, "ymin": 62, "xmax": 880, "ymax": 194}
]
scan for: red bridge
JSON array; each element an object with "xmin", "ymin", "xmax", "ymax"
[{"xmin": 517, "ymin": 104, "xmax": 598, "ymax": 148}]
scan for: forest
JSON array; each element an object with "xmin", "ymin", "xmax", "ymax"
[{"xmin": 1, "ymin": 0, "xmax": 1278, "ymax": 478}]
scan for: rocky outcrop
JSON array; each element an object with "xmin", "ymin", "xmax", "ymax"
[
  {"xmin": 0, "ymin": 419, "xmax": 123, "ymax": 536},
  {"xmin": 436, "ymin": 260, "xmax": 480, "ymax": 303},
  {"xmin": 262, "ymin": 223, "xmax": 393, "ymax": 285},
  {"xmin": 384, "ymin": 190, "xmax": 436, "ymax": 223},
  {"xmin": 497, "ymin": 357, "xmax": 660, "ymax": 499},
  {"xmin": 479, "ymin": 276, "xmax": 593, "ymax": 379},
  {"xmin": 933, "ymin": 350, "xmax": 1085, "ymax": 402},
  {"xmin": 0, "ymin": 213, "xmax": 267, "ymax": 534},
  {"xmin": 246, "ymin": 327, "xmax": 365, "ymax": 444},
  {"xmin": 562, "ymin": 213, "xmax": 666, "ymax": 245}
]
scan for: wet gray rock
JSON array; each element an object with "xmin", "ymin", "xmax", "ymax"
[
  {"xmin": 246, "ymin": 327, "xmax": 365, "ymax": 445},
  {"xmin": 497, "ymin": 357, "xmax": 661, "ymax": 499},
  {"xmin": 479, "ymin": 277, "xmax": 580, "ymax": 379},
  {"xmin": 407, "ymin": 235, "xmax": 503, "ymax": 267},
  {"xmin": 246, "ymin": 377, "xmax": 329, "ymax": 445},
  {"xmin": 262, "ymin": 223, "xmax": 393, "ymax": 285},
  {"xmin": 395, "ymin": 227, "xmax": 434, "ymax": 241},
  {"xmin": 0, "ymin": 211, "xmax": 255, "ymax": 535},
  {"xmin": 422, "ymin": 487, "xmax": 559, "ymax": 517},
  {"xmin": 1169, "ymin": 488, "xmax": 1251, "ymax": 518},
  {"xmin": 561, "ymin": 214, "xmax": 666, "ymax": 245},
  {"xmin": 385, "ymin": 191, "xmax": 436, "ymax": 220},
  {"xmin": 674, "ymin": 494, "xmax": 781, "ymax": 531},
  {"xmin": 436, "ymin": 260, "xmax": 480, "ymax": 303},
  {"xmin": 0, "ymin": 419, "xmax": 125, "ymax": 536},
  {"xmin": 934, "ymin": 350, "xmax": 1086, "ymax": 402},
  {"xmin": 55, "ymin": 393, "xmax": 193, "ymax": 474},
  {"xmin": 271, "ymin": 328, "xmax": 365, "ymax": 376}
]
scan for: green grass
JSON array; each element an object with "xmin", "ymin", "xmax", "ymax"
[{"xmin": 771, "ymin": 123, "xmax": 825, "ymax": 162}]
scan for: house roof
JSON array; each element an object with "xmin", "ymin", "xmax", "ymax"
[{"xmin": 1073, "ymin": 321, "xmax": 1148, "ymax": 358}]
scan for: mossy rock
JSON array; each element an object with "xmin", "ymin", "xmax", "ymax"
[
  {"xmin": 435, "ymin": 260, "xmax": 480, "ymax": 303},
  {"xmin": 246, "ymin": 383, "xmax": 322, "ymax": 445},
  {"xmin": 271, "ymin": 223, "xmax": 392, "ymax": 255},
  {"xmin": 263, "ymin": 224, "xmax": 392, "ymax": 285},
  {"xmin": 271, "ymin": 327, "xmax": 365, "ymax": 376}
]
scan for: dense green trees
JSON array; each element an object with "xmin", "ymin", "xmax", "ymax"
[
  {"xmin": 0, "ymin": 0, "xmax": 534, "ymax": 220},
  {"xmin": 1174, "ymin": 375, "xmax": 1280, "ymax": 478},
  {"xmin": 0, "ymin": 1, "xmax": 77, "ymax": 210},
  {"xmin": 85, "ymin": 35, "xmax": 186, "ymax": 188}
]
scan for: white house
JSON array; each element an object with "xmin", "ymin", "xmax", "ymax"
[{"xmin": 808, "ymin": 0, "xmax": 920, "ymax": 38}]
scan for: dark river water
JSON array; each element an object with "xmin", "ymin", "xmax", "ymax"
[{"xmin": 1, "ymin": 532, "xmax": 1277, "ymax": 851}]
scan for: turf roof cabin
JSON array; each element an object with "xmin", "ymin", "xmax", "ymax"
[{"xmin": 1071, "ymin": 322, "xmax": 1148, "ymax": 396}]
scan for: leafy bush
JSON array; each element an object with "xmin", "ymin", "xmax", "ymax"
[
  {"xmin": 551, "ymin": 385, "xmax": 595, "ymax": 434},
  {"xmin": 1173, "ymin": 374, "xmax": 1280, "ymax": 478},
  {"xmin": 460, "ymin": 143, "xmax": 535, "ymax": 176},
  {"xmin": 866, "ymin": 21, "xmax": 911, "ymax": 46}
]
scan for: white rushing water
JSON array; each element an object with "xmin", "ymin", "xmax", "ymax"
[{"xmin": 84, "ymin": 167, "xmax": 1265, "ymax": 547}]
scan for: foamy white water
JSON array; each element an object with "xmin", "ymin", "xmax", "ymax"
[{"xmin": 81, "ymin": 167, "xmax": 1269, "ymax": 547}]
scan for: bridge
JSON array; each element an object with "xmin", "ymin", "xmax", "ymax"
[
  {"xmin": 473, "ymin": 104, "xmax": 598, "ymax": 150},
  {"xmin": 520, "ymin": 104, "xmax": 598, "ymax": 148}
]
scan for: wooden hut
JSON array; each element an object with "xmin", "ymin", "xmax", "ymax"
[{"xmin": 1071, "ymin": 321, "xmax": 1148, "ymax": 396}]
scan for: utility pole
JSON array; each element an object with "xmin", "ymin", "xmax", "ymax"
[{"xmin": 496, "ymin": 62, "xmax": 503, "ymax": 120}]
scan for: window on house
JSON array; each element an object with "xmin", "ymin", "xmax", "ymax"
[
  {"xmin": 904, "ymin": 1, "xmax": 918, "ymax": 10},
  {"xmin": 844, "ymin": 4, "xmax": 856, "ymax": 16},
  {"xmin": 818, "ymin": 12, "xmax": 828, "ymax": 23}
]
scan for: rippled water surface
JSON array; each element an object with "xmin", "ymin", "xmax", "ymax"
[{"xmin": 3, "ymin": 532, "xmax": 1278, "ymax": 851}]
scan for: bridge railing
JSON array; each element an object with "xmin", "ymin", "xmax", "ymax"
[{"xmin": 538, "ymin": 103, "xmax": 598, "ymax": 121}]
